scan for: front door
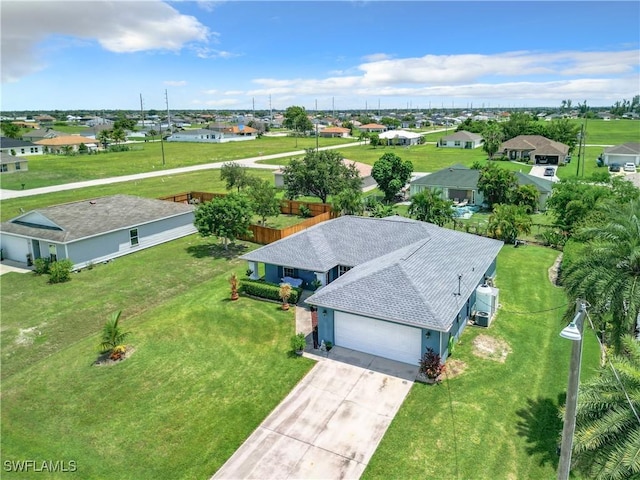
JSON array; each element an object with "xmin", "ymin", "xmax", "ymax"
[
  {"xmin": 32, "ymin": 240, "xmax": 41, "ymax": 259},
  {"xmin": 48, "ymin": 244, "xmax": 57, "ymax": 262}
]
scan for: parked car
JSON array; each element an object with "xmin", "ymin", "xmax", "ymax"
[
  {"xmin": 609, "ymin": 163, "xmax": 621, "ymax": 173},
  {"xmin": 623, "ymin": 162, "xmax": 637, "ymax": 172},
  {"xmin": 544, "ymin": 167, "xmax": 555, "ymax": 177}
]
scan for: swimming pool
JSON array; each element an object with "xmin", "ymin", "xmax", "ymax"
[{"xmin": 452, "ymin": 205, "xmax": 481, "ymax": 218}]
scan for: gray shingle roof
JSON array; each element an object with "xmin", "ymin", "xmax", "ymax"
[
  {"xmin": 441, "ymin": 130, "xmax": 483, "ymax": 142},
  {"xmin": 500, "ymin": 135, "xmax": 568, "ymax": 155},
  {"xmin": 1, "ymin": 195, "xmax": 194, "ymax": 243},
  {"xmin": 305, "ymin": 220, "xmax": 503, "ymax": 331},
  {"xmin": 410, "ymin": 165, "xmax": 479, "ymax": 189},
  {"xmin": 0, "ymin": 137, "xmax": 38, "ymax": 148},
  {"xmin": 240, "ymin": 215, "xmax": 433, "ymax": 271},
  {"xmin": 604, "ymin": 142, "xmax": 640, "ymax": 155}
]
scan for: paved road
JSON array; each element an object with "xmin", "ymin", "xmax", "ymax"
[
  {"xmin": 0, "ymin": 142, "xmax": 367, "ymax": 200},
  {"xmin": 212, "ymin": 348, "xmax": 417, "ymax": 480}
]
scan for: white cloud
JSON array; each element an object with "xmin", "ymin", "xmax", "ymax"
[
  {"xmin": 193, "ymin": 47, "xmax": 240, "ymax": 59},
  {"xmin": 164, "ymin": 80, "xmax": 188, "ymax": 87},
  {"xmin": 362, "ymin": 53, "xmax": 391, "ymax": 62},
  {"xmin": 246, "ymin": 49, "xmax": 639, "ymax": 106},
  {"xmin": 203, "ymin": 89, "xmax": 218, "ymax": 95},
  {"xmin": 1, "ymin": 0, "xmax": 210, "ymax": 83}
]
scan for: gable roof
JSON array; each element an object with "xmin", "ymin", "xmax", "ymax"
[
  {"xmin": 0, "ymin": 195, "xmax": 194, "ymax": 243},
  {"xmin": 241, "ymin": 216, "xmax": 433, "ymax": 272},
  {"xmin": 501, "ymin": 135, "xmax": 568, "ymax": 155},
  {"xmin": 378, "ymin": 130, "xmax": 422, "ymax": 140},
  {"xmin": 441, "ymin": 130, "xmax": 483, "ymax": 142},
  {"xmin": 174, "ymin": 129, "xmax": 217, "ymax": 136},
  {"xmin": 411, "ymin": 164, "xmax": 479, "ymax": 189},
  {"xmin": 514, "ymin": 172, "xmax": 553, "ymax": 193},
  {"xmin": 35, "ymin": 135, "xmax": 95, "ymax": 146},
  {"xmin": 304, "ymin": 218, "xmax": 503, "ymax": 331},
  {"xmin": 359, "ymin": 123, "xmax": 386, "ymax": 129},
  {"xmin": 604, "ymin": 142, "xmax": 640, "ymax": 155},
  {"xmin": 0, "ymin": 152, "xmax": 28, "ymax": 165},
  {"xmin": 320, "ymin": 126, "xmax": 350, "ymax": 133},
  {"xmin": 0, "ymin": 137, "xmax": 39, "ymax": 148}
]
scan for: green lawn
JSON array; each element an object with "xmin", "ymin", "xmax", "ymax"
[
  {"xmin": 364, "ymin": 246, "xmax": 600, "ymax": 480},
  {"xmin": 0, "ymin": 234, "xmax": 314, "ymax": 479},
  {"xmin": 0, "ymin": 136, "xmax": 353, "ymax": 191},
  {"xmin": 580, "ymin": 118, "xmax": 640, "ymax": 145}
]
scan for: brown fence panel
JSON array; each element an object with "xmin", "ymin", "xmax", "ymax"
[
  {"xmin": 279, "ymin": 211, "xmax": 333, "ymax": 237},
  {"xmin": 279, "ymin": 199, "xmax": 332, "ymax": 216}
]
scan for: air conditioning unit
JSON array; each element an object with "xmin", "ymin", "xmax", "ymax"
[{"xmin": 475, "ymin": 311, "xmax": 490, "ymax": 327}]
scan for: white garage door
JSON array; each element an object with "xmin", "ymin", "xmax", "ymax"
[
  {"xmin": 334, "ymin": 311, "xmax": 422, "ymax": 365},
  {"xmin": 1, "ymin": 234, "xmax": 30, "ymax": 263}
]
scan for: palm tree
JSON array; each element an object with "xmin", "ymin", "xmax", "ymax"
[
  {"xmin": 96, "ymin": 129, "xmax": 111, "ymax": 149},
  {"xmin": 562, "ymin": 199, "xmax": 640, "ymax": 353},
  {"xmin": 111, "ymin": 127, "xmax": 127, "ymax": 145},
  {"xmin": 408, "ymin": 188, "xmax": 454, "ymax": 227},
  {"xmin": 487, "ymin": 204, "xmax": 532, "ymax": 244},
  {"xmin": 572, "ymin": 335, "xmax": 640, "ymax": 480},
  {"xmin": 99, "ymin": 310, "xmax": 130, "ymax": 354}
]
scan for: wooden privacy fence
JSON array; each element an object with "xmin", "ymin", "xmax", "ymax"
[{"xmin": 159, "ymin": 191, "xmax": 335, "ymax": 245}]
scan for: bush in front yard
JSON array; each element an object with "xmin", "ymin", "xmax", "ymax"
[
  {"xmin": 240, "ymin": 279, "xmax": 301, "ymax": 304},
  {"xmin": 33, "ymin": 258, "xmax": 51, "ymax": 275},
  {"xmin": 48, "ymin": 259, "xmax": 73, "ymax": 284}
]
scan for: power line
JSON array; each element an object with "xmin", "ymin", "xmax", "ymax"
[{"xmin": 501, "ymin": 303, "xmax": 569, "ymax": 315}]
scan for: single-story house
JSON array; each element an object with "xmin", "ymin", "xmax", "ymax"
[
  {"xmin": 12, "ymin": 121, "xmax": 39, "ymax": 129},
  {"xmin": 0, "ymin": 137, "xmax": 44, "ymax": 156},
  {"xmin": 35, "ymin": 135, "xmax": 98, "ymax": 153},
  {"xmin": 166, "ymin": 129, "xmax": 223, "ymax": 143},
  {"xmin": 0, "ymin": 195, "xmax": 197, "ymax": 269},
  {"xmin": 274, "ymin": 159, "xmax": 377, "ymax": 191},
  {"xmin": 34, "ymin": 115, "xmax": 56, "ymax": 125},
  {"xmin": 602, "ymin": 142, "xmax": 640, "ymax": 166},
  {"xmin": 359, "ymin": 123, "xmax": 387, "ymax": 133},
  {"xmin": 0, "ymin": 152, "xmax": 28, "ymax": 173},
  {"xmin": 241, "ymin": 216, "xmax": 503, "ymax": 365},
  {"xmin": 22, "ymin": 128, "xmax": 65, "ymax": 142},
  {"xmin": 319, "ymin": 126, "xmax": 351, "ymax": 138},
  {"xmin": 439, "ymin": 131, "xmax": 484, "ymax": 149},
  {"xmin": 378, "ymin": 130, "xmax": 422, "ymax": 146},
  {"xmin": 410, "ymin": 164, "xmax": 553, "ymax": 211},
  {"xmin": 500, "ymin": 135, "xmax": 570, "ymax": 165}
]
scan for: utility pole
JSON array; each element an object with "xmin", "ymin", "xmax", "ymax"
[
  {"xmin": 315, "ymin": 99, "xmax": 319, "ymax": 152},
  {"xmin": 269, "ymin": 94, "xmax": 272, "ymax": 126},
  {"xmin": 165, "ymin": 89, "xmax": 170, "ymax": 132},
  {"xmin": 557, "ymin": 300, "xmax": 587, "ymax": 480},
  {"xmin": 140, "ymin": 93, "xmax": 145, "ymax": 127},
  {"xmin": 581, "ymin": 117, "xmax": 587, "ymax": 177}
]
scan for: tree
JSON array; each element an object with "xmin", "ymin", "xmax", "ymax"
[
  {"xmin": 147, "ymin": 129, "xmax": 158, "ymax": 140},
  {"xmin": 99, "ymin": 310, "xmax": 131, "ymax": 354},
  {"xmin": 220, "ymin": 162, "xmax": 255, "ymax": 193},
  {"xmin": 509, "ymin": 184, "xmax": 539, "ymax": 213},
  {"xmin": 111, "ymin": 127, "xmax": 127, "ymax": 145},
  {"xmin": 409, "ymin": 189, "xmax": 454, "ymax": 226},
  {"xmin": 369, "ymin": 133, "xmax": 380, "ymax": 148},
  {"xmin": 380, "ymin": 116, "xmax": 401, "ymax": 129},
  {"xmin": 487, "ymin": 204, "xmax": 532, "ymax": 244},
  {"xmin": 194, "ymin": 194, "xmax": 254, "ymax": 248},
  {"xmin": 332, "ymin": 188, "xmax": 364, "ymax": 216},
  {"xmin": 561, "ymin": 199, "xmax": 640, "ymax": 352},
  {"xmin": 248, "ymin": 179, "xmax": 280, "ymax": 225},
  {"xmin": 482, "ymin": 122, "xmax": 505, "ymax": 159},
  {"xmin": 282, "ymin": 149, "xmax": 361, "ymax": 203},
  {"xmin": 546, "ymin": 179, "xmax": 613, "ymax": 234},
  {"xmin": 96, "ymin": 129, "xmax": 111, "ymax": 148},
  {"xmin": 283, "ymin": 105, "xmax": 313, "ymax": 137},
  {"xmin": 113, "ymin": 117, "xmax": 136, "ymax": 131},
  {"xmin": 572, "ymin": 335, "xmax": 640, "ymax": 480},
  {"xmin": 477, "ymin": 163, "xmax": 518, "ymax": 208},
  {"xmin": 1, "ymin": 121, "xmax": 21, "ymax": 139},
  {"xmin": 546, "ymin": 118, "xmax": 580, "ymax": 154},
  {"xmin": 371, "ymin": 152, "xmax": 413, "ymax": 203}
]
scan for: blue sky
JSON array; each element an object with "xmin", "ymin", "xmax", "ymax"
[{"xmin": 1, "ymin": 1, "xmax": 639, "ymax": 112}]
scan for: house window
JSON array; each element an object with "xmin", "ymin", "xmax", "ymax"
[
  {"xmin": 15, "ymin": 162, "xmax": 21, "ymax": 170},
  {"xmin": 337, "ymin": 265, "xmax": 351, "ymax": 277},
  {"xmin": 129, "ymin": 228, "xmax": 139, "ymax": 246},
  {"xmin": 30, "ymin": 147, "xmax": 36, "ymax": 153},
  {"xmin": 454, "ymin": 140, "xmax": 461, "ymax": 147},
  {"xmin": 48, "ymin": 244, "xmax": 57, "ymax": 262},
  {"xmin": 1, "ymin": 164, "xmax": 7, "ymax": 172},
  {"xmin": 20, "ymin": 148, "xmax": 25, "ymax": 154},
  {"xmin": 283, "ymin": 267, "xmax": 295, "ymax": 278}
]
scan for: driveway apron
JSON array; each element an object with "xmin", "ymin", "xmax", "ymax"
[{"xmin": 212, "ymin": 352, "xmax": 417, "ymax": 479}]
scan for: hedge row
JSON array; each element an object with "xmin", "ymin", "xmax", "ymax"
[{"xmin": 240, "ymin": 279, "xmax": 302, "ymax": 304}]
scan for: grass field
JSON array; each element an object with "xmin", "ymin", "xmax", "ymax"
[
  {"xmin": 0, "ymin": 136, "xmax": 353, "ymax": 191},
  {"xmin": 0, "ymin": 234, "xmax": 314, "ymax": 479},
  {"xmin": 364, "ymin": 246, "xmax": 600, "ymax": 480}
]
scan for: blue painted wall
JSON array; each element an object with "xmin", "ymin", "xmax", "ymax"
[
  {"xmin": 317, "ymin": 308, "xmax": 335, "ymax": 345},
  {"xmin": 297, "ymin": 269, "xmax": 317, "ymax": 288},
  {"xmin": 264, "ymin": 264, "xmax": 280, "ymax": 283}
]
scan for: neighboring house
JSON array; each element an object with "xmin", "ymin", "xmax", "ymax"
[
  {"xmin": 500, "ymin": 135, "xmax": 570, "ymax": 165},
  {"xmin": 34, "ymin": 115, "xmax": 56, "ymax": 125},
  {"xmin": 439, "ymin": 131, "xmax": 484, "ymax": 149},
  {"xmin": 0, "ymin": 195, "xmax": 196, "ymax": 269},
  {"xmin": 22, "ymin": 128, "xmax": 64, "ymax": 142},
  {"xmin": 166, "ymin": 129, "xmax": 223, "ymax": 143},
  {"xmin": 359, "ymin": 123, "xmax": 387, "ymax": 133},
  {"xmin": 0, "ymin": 137, "xmax": 44, "ymax": 156},
  {"xmin": 208, "ymin": 124, "xmax": 258, "ymax": 141},
  {"xmin": 378, "ymin": 130, "xmax": 422, "ymax": 146},
  {"xmin": 35, "ymin": 135, "xmax": 98, "ymax": 153},
  {"xmin": 319, "ymin": 126, "xmax": 351, "ymax": 138},
  {"xmin": 11, "ymin": 121, "xmax": 39, "ymax": 129},
  {"xmin": 410, "ymin": 164, "xmax": 553, "ymax": 211},
  {"xmin": 274, "ymin": 159, "xmax": 376, "ymax": 191},
  {"xmin": 85, "ymin": 117, "xmax": 114, "ymax": 127},
  {"xmin": 0, "ymin": 152, "xmax": 28, "ymax": 173},
  {"xmin": 602, "ymin": 142, "xmax": 640, "ymax": 166},
  {"xmin": 241, "ymin": 216, "xmax": 503, "ymax": 365}
]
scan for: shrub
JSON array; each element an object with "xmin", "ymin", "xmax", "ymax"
[
  {"xmin": 419, "ymin": 348, "xmax": 445, "ymax": 380},
  {"xmin": 33, "ymin": 258, "xmax": 51, "ymax": 275},
  {"xmin": 299, "ymin": 204, "xmax": 312, "ymax": 218},
  {"xmin": 48, "ymin": 259, "xmax": 73, "ymax": 283},
  {"xmin": 240, "ymin": 279, "xmax": 301, "ymax": 304},
  {"xmin": 290, "ymin": 333, "xmax": 306, "ymax": 352}
]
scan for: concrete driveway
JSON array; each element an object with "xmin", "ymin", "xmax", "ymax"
[
  {"xmin": 212, "ymin": 348, "xmax": 417, "ymax": 479},
  {"xmin": 529, "ymin": 164, "xmax": 559, "ymax": 182}
]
